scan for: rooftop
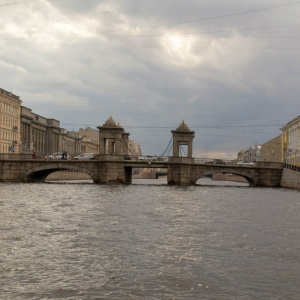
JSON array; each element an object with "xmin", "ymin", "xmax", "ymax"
[{"xmin": 0, "ymin": 87, "xmax": 20, "ymax": 100}]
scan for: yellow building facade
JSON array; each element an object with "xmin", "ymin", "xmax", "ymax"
[
  {"xmin": 0, "ymin": 88, "xmax": 22, "ymax": 153},
  {"xmin": 260, "ymin": 135, "xmax": 284, "ymax": 162},
  {"xmin": 281, "ymin": 115, "xmax": 300, "ymax": 166}
]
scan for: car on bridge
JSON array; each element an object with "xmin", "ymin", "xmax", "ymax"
[
  {"xmin": 49, "ymin": 152, "xmax": 70, "ymax": 160},
  {"xmin": 237, "ymin": 161, "xmax": 254, "ymax": 166},
  {"xmin": 74, "ymin": 153, "xmax": 96, "ymax": 160},
  {"xmin": 122, "ymin": 153, "xmax": 131, "ymax": 160},
  {"xmin": 205, "ymin": 159, "xmax": 227, "ymax": 165},
  {"xmin": 138, "ymin": 155, "xmax": 157, "ymax": 161}
]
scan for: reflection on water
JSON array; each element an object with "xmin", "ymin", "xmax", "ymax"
[
  {"xmin": 49, "ymin": 177, "xmax": 249, "ymax": 187},
  {"xmin": 46, "ymin": 175, "xmax": 249, "ymax": 187},
  {"xmin": 196, "ymin": 177, "xmax": 249, "ymax": 187},
  {"xmin": 0, "ymin": 181, "xmax": 299, "ymax": 300}
]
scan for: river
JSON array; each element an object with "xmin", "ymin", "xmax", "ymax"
[{"xmin": 0, "ymin": 178, "xmax": 299, "ymax": 300}]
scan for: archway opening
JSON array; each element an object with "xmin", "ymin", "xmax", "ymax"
[
  {"xmin": 196, "ymin": 173, "xmax": 250, "ymax": 187},
  {"xmin": 131, "ymin": 166, "xmax": 168, "ymax": 185},
  {"xmin": 45, "ymin": 170, "xmax": 93, "ymax": 183},
  {"xmin": 25, "ymin": 167, "xmax": 94, "ymax": 184}
]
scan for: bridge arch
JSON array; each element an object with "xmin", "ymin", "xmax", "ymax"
[
  {"xmin": 23, "ymin": 164, "xmax": 97, "ymax": 183},
  {"xmin": 192, "ymin": 167, "xmax": 257, "ymax": 186}
]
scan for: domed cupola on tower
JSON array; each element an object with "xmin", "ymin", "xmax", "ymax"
[
  {"xmin": 97, "ymin": 115, "xmax": 128, "ymax": 156},
  {"xmin": 103, "ymin": 115, "xmax": 118, "ymax": 128}
]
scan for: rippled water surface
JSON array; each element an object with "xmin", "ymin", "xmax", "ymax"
[{"xmin": 0, "ymin": 179, "xmax": 299, "ymax": 300}]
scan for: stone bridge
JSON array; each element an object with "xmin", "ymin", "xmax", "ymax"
[
  {"xmin": 0, "ymin": 156, "xmax": 132, "ymax": 184},
  {"xmin": 166, "ymin": 158, "xmax": 283, "ymax": 187},
  {"xmin": 0, "ymin": 117, "xmax": 284, "ymax": 186},
  {"xmin": 0, "ymin": 157, "xmax": 283, "ymax": 187}
]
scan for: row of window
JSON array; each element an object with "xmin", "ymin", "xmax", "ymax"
[
  {"xmin": 0, "ymin": 100, "xmax": 20, "ymax": 114},
  {"xmin": 1, "ymin": 130, "xmax": 18, "ymax": 142},
  {"xmin": 0, "ymin": 115, "xmax": 19, "ymax": 128},
  {"xmin": 0, "ymin": 143, "xmax": 16, "ymax": 153},
  {"xmin": 288, "ymin": 128, "xmax": 300, "ymax": 153},
  {"xmin": 1, "ymin": 144, "xmax": 8, "ymax": 153}
]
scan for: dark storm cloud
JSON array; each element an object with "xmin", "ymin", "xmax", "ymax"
[{"xmin": 1, "ymin": 0, "xmax": 300, "ymax": 158}]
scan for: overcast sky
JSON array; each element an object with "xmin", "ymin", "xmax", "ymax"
[{"xmin": 1, "ymin": 0, "xmax": 300, "ymax": 159}]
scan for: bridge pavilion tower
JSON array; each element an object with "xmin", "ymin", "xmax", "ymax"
[
  {"xmin": 171, "ymin": 120, "xmax": 195, "ymax": 161},
  {"xmin": 168, "ymin": 120, "xmax": 196, "ymax": 185},
  {"xmin": 96, "ymin": 115, "xmax": 131, "ymax": 184},
  {"xmin": 98, "ymin": 115, "xmax": 128, "ymax": 156}
]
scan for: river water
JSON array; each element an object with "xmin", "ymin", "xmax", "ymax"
[{"xmin": 0, "ymin": 178, "xmax": 299, "ymax": 300}]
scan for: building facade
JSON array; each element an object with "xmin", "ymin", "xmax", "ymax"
[
  {"xmin": 237, "ymin": 149, "xmax": 247, "ymax": 161},
  {"xmin": 127, "ymin": 140, "xmax": 142, "ymax": 159},
  {"xmin": 75, "ymin": 127, "xmax": 99, "ymax": 154},
  {"xmin": 281, "ymin": 115, "xmax": 300, "ymax": 166},
  {"xmin": 260, "ymin": 135, "xmax": 283, "ymax": 162},
  {"xmin": 0, "ymin": 88, "xmax": 22, "ymax": 153},
  {"xmin": 60, "ymin": 129, "xmax": 82, "ymax": 157},
  {"xmin": 21, "ymin": 106, "xmax": 61, "ymax": 155},
  {"xmin": 237, "ymin": 145, "xmax": 261, "ymax": 162},
  {"xmin": 2, "ymin": 87, "xmax": 142, "ymax": 158}
]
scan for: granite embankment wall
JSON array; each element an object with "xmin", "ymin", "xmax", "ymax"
[{"xmin": 280, "ymin": 169, "xmax": 300, "ymax": 189}]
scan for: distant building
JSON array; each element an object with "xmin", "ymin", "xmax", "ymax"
[
  {"xmin": 74, "ymin": 126, "xmax": 142, "ymax": 158},
  {"xmin": 127, "ymin": 140, "xmax": 142, "ymax": 159},
  {"xmin": 2, "ymin": 87, "xmax": 142, "ymax": 158},
  {"xmin": 237, "ymin": 145, "xmax": 261, "ymax": 162},
  {"xmin": 60, "ymin": 128, "xmax": 82, "ymax": 157},
  {"xmin": 281, "ymin": 115, "xmax": 300, "ymax": 166},
  {"xmin": 238, "ymin": 115, "xmax": 300, "ymax": 164},
  {"xmin": 21, "ymin": 106, "xmax": 61, "ymax": 155},
  {"xmin": 248, "ymin": 146, "xmax": 258, "ymax": 162},
  {"xmin": 237, "ymin": 149, "xmax": 247, "ymax": 161},
  {"xmin": 260, "ymin": 135, "xmax": 283, "ymax": 162},
  {"xmin": 255, "ymin": 145, "xmax": 261, "ymax": 161},
  {"xmin": 0, "ymin": 88, "xmax": 22, "ymax": 153},
  {"xmin": 21, "ymin": 108, "xmax": 87, "ymax": 157},
  {"xmin": 75, "ymin": 127, "xmax": 99, "ymax": 154}
]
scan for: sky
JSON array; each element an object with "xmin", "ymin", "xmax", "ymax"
[{"xmin": 1, "ymin": 0, "xmax": 300, "ymax": 159}]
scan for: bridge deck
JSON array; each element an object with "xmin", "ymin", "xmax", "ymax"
[{"xmin": 124, "ymin": 160, "xmax": 168, "ymax": 168}]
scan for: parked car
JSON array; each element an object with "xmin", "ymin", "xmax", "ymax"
[
  {"xmin": 123, "ymin": 153, "xmax": 131, "ymax": 160},
  {"xmin": 74, "ymin": 153, "xmax": 96, "ymax": 160},
  {"xmin": 206, "ymin": 159, "xmax": 226, "ymax": 165},
  {"xmin": 49, "ymin": 152, "xmax": 69, "ymax": 160},
  {"xmin": 237, "ymin": 161, "xmax": 254, "ymax": 166},
  {"xmin": 138, "ymin": 155, "xmax": 157, "ymax": 161}
]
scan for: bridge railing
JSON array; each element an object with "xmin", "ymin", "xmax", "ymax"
[
  {"xmin": 194, "ymin": 158, "xmax": 234, "ymax": 164},
  {"xmin": 0, "ymin": 153, "xmax": 33, "ymax": 160},
  {"xmin": 284, "ymin": 163, "xmax": 300, "ymax": 173}
]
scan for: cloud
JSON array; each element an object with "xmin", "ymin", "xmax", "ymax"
[{"xmin": 1, "ymin": 0, "xmax": 300, "ymax": 157}]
